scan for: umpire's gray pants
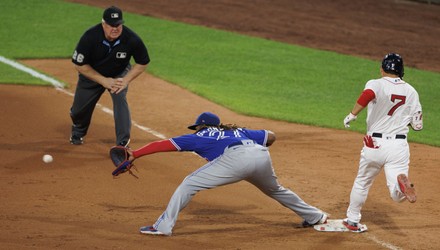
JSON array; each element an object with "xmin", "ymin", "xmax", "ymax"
[
  {"xmin": 70, "ymin": 66, "xmax": 131, "ymax": 145},
  {"xmin": 152, "ymin": 144, "xmax": 323, "ymax": 235}
]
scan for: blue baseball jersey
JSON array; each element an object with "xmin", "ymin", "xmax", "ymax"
[{"xmin": 170, "ymin": 127, "xmax": 269, "ymax": 161}]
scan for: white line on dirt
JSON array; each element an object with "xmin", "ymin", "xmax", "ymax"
[
  {"xmin": 0, "ymin": 56, "xmax": 167, "ymax": 139},
  {"xmin": 364, "ymin": 234, "xmax": 401, "ymax": 250},
  {"xmin": 1, "ymin": 56, "xmax": 401, "ymax": 250}
]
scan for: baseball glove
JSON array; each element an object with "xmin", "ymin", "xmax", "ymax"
[{"xmin": 110, "ymin": 146, "xmax": 135, "ymax": 177}]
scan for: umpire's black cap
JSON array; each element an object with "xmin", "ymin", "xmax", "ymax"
[{"xmin": 103, "ymin": 6, "xmax": 124, "ymax": 26}]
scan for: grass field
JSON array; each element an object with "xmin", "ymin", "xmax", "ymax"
[{"xmin": 1, "ymin": 0, "xmax": 439, "ymax": 146}]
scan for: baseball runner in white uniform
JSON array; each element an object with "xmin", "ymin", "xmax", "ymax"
[{"xmin": 342, "ymin": 53, "xmax": 423, "ymax": 232}]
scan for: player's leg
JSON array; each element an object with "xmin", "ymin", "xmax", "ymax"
[
  {"xmin": 70, "ymin": 79, "xmax": 105, "ymax": 141},
  {"xmin": 383, "ymin": 142, "xmax": 414, "ymax": 202},
  {"xmin": 151, "ymin": 147, "xmax": 248, "ymax": 235},
  {"xmin": 245, "ymin": 146, "xmax": 325, "ymax": 225},
  {"xmin": 110, "ymin": 65, "xmax": 132, "ymax": 146},
  {"xmin": 346, "ymin": 147, "xmax": 383, "ymax": 224},
  {"xmin": 110, "ymin": 86, "xmax": 131, "ymax": 146}
]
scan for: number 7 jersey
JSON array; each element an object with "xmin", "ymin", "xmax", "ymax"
[{"xmin": 364, "ymin": 77, "xmax": 422, "ymax": 135}]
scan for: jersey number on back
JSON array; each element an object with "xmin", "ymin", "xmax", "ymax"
[{"xmin": 388, "ymin": 94, "xmax": 406, "ymax": 116}]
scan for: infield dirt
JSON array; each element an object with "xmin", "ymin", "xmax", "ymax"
[{"xmin": 1, "ymin": 0, "xmax": 439, "ymax": 249}]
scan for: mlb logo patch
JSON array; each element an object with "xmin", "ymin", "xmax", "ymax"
[
  {"xmin": 116, "ymin": 52, "xmax": 127, "ymax": 59},
  {"xmin": 111, "ymin": 13, "xmax": 119, "ymax": 18}
]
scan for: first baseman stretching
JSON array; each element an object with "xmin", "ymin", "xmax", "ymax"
[
  {"xmin": 127, "ymin": 112, "xmax": 327, "ymax": 236},
  {"xmin": 343, "ymin": 53, "xmax": 423, "ymax": 232}
]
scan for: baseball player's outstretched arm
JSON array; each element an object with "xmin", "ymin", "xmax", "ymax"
[{"xmin": 130, "ymin": 140, "xmax": 177, "ymax": 159}]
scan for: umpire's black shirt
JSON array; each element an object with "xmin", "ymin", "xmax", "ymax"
[{"xmin": 72, "ymin": 24, "xmax": 150, "ymax": 78}]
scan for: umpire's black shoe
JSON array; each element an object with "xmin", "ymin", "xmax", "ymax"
[{"xmin": 70, "ymin": 135, "xmax": 83, "ymax": 145}]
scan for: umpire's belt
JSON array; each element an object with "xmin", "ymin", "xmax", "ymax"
[
  {"xmin": 372, "ymin": 133, "xmax": 406, "ymax": 139},
  {"xmin": 227, "ymin": 139, "xmax": 255, "ymax": 148}
]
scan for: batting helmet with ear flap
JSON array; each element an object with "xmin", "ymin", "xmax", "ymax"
[{"xmin": 382, "ymin": 53, "xmax": 404, "ymax": 78}]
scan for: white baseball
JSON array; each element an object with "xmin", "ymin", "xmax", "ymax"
[{"xmin": 43, "ymin": 154, "xmax": 53, "ymax": 163}]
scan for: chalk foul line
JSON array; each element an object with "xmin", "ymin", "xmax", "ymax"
[{"xmin": 0, "ymin": 55, "xmax": 167, "ymax": 140}]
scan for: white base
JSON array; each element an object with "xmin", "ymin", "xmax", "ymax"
[{"xmin": 313, "ymin": 219, "xmax": 368, "ymax": 233}]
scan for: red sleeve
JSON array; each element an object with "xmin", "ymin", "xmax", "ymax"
[
  {"xmin": 356, "ymin": 89, "xmax": 376, "ymax": 107},
  {"xmin": 132, "ymin": 139, "xmax": 177, "ymax": 158}
]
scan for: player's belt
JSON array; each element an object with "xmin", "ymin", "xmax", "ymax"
[
  {"xmin": 372, "ymin": 133, "xmax": 406, "ymax": 139},
  {"xmin": 227, "ymin": 140, "xmax": 255, "ymax": 148}
]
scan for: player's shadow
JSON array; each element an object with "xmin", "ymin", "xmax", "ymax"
[
  {"xmin": 176, "ymin": 200, "xmax": 306, "ymax": 236},
  {"xmin": 362, "ymin": 200, "xmax": 408, "ymax": 236}
]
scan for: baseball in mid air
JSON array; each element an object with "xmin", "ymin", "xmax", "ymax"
[{"xmin": 42, "ymin": 154, "xmax": 53, "ymax": 163}]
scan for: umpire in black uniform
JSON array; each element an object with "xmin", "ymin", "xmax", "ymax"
[{"xmin": 70, "ymin": 6, "xmax": 150, "ymax": 146}]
